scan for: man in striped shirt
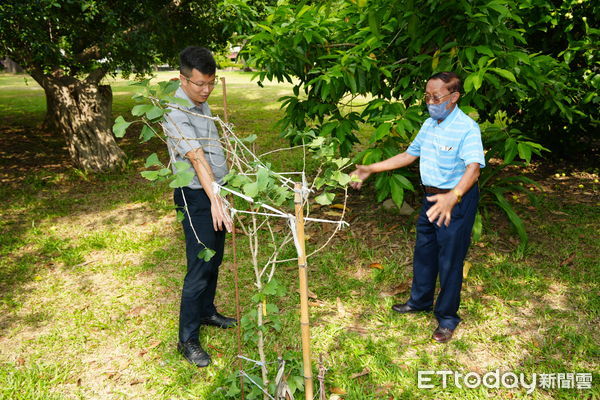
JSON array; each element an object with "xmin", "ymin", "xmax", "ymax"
[{"xmin": 351, "ymin": 72, "xmax": 485, "ymax": 343}]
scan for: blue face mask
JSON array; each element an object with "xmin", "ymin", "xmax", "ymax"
[{"xmin": 427, "ymin": 99, "xmax": 453, "ymax": 121}]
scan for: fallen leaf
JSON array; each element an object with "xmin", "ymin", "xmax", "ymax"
[
  {"xmin": 330, "ymin": 204, "xmax": 350, "ymax": 212},
  {"xmin": 139, "ymin": 349, "xmax": 148, "ymax": 357},
  {"xmin": 130, "ymin": 378, "xmax": 144, "ymax": 385},
  {"xmin": 346, "ymin": 325, "xmax": 369, "ymax": 335},
  {"xmin": 105, "ymin": 371, "xmax": 118, "ymax": 379},
  {"xmin": 118, "ymin": 359, "xmax": 132, "ymax": 371},
  {"xmin": 330, "ymin": 387, "xmax": 347, "ymax": 395},
  {"xmin": 476, "ymin": 285, "xmax": 484, "ymax": 292},
  {"xmin": 368, "ymin": 263, "xmax": 384, "ymax": 270},
  {"xmin": 350, "ymin": 367, "xmax": 370, "ymax": 379},
  {"xmin": 560, "ymin": 253, "xmax": 575, "ymax": 266},
  {"xmin": 207, "ymin": 344, "xmax": 223, "ymax": 357},
  {"xmin": 77, "ymin": 378, "xmax": 82, "ymax": 386},
  {"xmin": 128, "ymin": 306, "xmax": 145, "ymax": 317},
  {"xmin": 324, "ymin": 211, "xmax": 343, "ymax": 217},
  {"xmin": 463, "ymin": 261, "xmax": 472, "ymax": 278},
  {"xmin": 16, "ymin": 357, "xmax": 25, "ymax": 366},
  {"xmin": 550, "ymin": 210, "xmax": 569, "ymax": 216},
  {"xmin": 147, "ymin": 340, "xmax": 162, "ymax": 349},
  {"xmin": 379, "ymin": 281, "xmax": 411, "ymax": 297}
]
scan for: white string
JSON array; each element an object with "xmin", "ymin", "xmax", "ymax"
[{"xmin": 239, "ymin": 371, "xmax": 276, "ymax": 400}]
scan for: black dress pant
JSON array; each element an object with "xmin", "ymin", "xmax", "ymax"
[
  {"xmin": 174, "ymin": 187, "xmax": 226, "ymax": 343},
  {"xmin": 407, "ymin": 184, "xmax": 479, "ymax": 330}
]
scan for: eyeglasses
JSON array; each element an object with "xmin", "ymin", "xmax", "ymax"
[
  {"xmin": 423, "ymin": 92, "xmax": 456, "ymax": 103},
  {"xmin": 184, "ymin": 76, "xmax": 219, "ymax": 89}
]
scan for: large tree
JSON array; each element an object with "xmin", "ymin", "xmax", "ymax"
[{"xmin": 0, "ymin": 0, "xmax": 236, "ymax": 172}]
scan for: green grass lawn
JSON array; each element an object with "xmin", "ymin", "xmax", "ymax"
[{"xmin": 0, "ymin": 71, "xmax": 598, "ymax": 400}]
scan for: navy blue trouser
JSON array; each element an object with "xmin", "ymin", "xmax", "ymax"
[
  {"xmin": 407, "ymin": 184, "xmax": 479, "ymax": 330},
  {"xmin": 174, "ymin": 187, "xmax": 226, "ymax": 343}
]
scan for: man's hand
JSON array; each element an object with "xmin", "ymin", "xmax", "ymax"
[
  {"xmin": 211, "ymin": 196, "xmax": 233, "ymax": 232},
  {"xmin": 349, "ymin": 165, "xmax": 372, "ymax": 190},
  {"xmin": 425, "ymin": 192, "xmax": 459, "ymax": 227}
]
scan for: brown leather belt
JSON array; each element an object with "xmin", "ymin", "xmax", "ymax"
[{"xmin": 422, "ymin": 185, "xmax": 450, "ymax": 194}]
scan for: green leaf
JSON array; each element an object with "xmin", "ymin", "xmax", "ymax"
[
  {"xmin": 490, "ymin": 68, "xmax": 516, "ymax": 83},
  {"xmin": 146, "ymin": 106, "xmax": 164, "ymax": 120},
  {"xmin": 144, "ymin": 153, "xmax": 161, "ymax": 167},
  {"xmin": 243, "ymin": 182, "xmax": 259, "ymax": 198},
  {"xmin": 174, "ymin": 161, "xmax": 190, "ymax": 172},
  {"xmin": 391, "ymin": 173, "xmax": 414, "ymax": 191},
  {"xmin": 176, "ymin": 210, "xmax": 185, "ymax": 223},
  {"xmin": 263, "ymin": 279, "xmax": 282, "ymax": 296},
  {"xmin": 240, "ymin": 134, "xmax": 257, "ymax": 143},
  {"xmin": 198, "ymin": 248, "xmax": 216, "ymax": 262},
  {"xmin": 472, "ymin": 212, "xmax": 482, "ymax": 242},
  {"xmin": 331, "ymin": 171, "xmax": 352, "ymax": 186},
  {"xmin": 112, "ymin": 116, "xmax": 132, "ymax": 138},
  {"xmin": 131, "ymin": 104, "xmax": 153, "ymax": 116},
  {"xmin": 369, "ymin": 122, "xmax": 392, "ymax": 143},
  {"xmin": 256, "ymin": 167, "xmax": 270, "ymax": 191},
  {"xmin": 492, "ymin": 189, "xmax": 527, "ymax": 246},
  {"xmin": 169, "ymin": 170, "xmax": 195, "ymax": 188},
  {"xmin": 389, "ymin": 175, "xmax": 405, "ymax": 208},
  {"xmin": 164, "ymin": 95, "xmax": 192, "ymax": 107},
  {"xmin": 504, "ymin": 138, "xmax": 518, "ymax": 164},
  {"xmin": 517, "ymin": 142, "xmax": 532, "ymax": 163},
  {"xmin": 315, "ymin": 192, "xmax": 335, "ymax": 205},
  {"xmin": 475, "ymin": 45, "xmax": 494, "ymax": 57},
  {"xmin": 158, "ymin": 168, "xmax": 171, "ymax": 176},
  {"xmin": 158, "ymin": 80, "xmax": 180, "ymax": 95},
  {"xmin": 332, "ymin": 157, "xmax": 350, "ymax": 169},
  {"xmin": 139, "ymin": 125, "xmax": 155, "ymax": 143},
  {"xmin": 140, "ymin": 170, "xmax": 160, "ymax": 181},
  {"xmin": 368, "ymin": 12, "xmax": 380, "ymax": 37},
  {"xmin": 346, "ymin": 72, "xmax": 357, "ymax": 94}
]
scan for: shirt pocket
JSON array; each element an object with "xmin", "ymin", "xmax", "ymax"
[{"xmin": 437, "ymin": 143, "xmax": 460, "ymax": 171}]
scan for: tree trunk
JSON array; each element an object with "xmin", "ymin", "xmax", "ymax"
[
  {"xmin": 38, "ymin": 75, "xmax": 126, "ymax": 172},
  {"xmin": 1, "ymin": 58, "xmax": 24, "ymax": 73}
]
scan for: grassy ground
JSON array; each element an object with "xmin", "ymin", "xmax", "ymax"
[{"xmin": 0, "ymin": 71, "xmax": 598, "ymax": 400}]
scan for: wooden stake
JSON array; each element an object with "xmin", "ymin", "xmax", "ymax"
[
  {"xmin": 221, "ymin": 76, "xmax": 229, "ymax": 124},
  {"xmin": 294, "ymin": 183, "xmax": 314, "ymax": 400},
  {"xmin": 222, "ymin": 76, "xmax": 245, "ymax": 400}
]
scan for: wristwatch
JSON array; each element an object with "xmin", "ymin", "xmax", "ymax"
[{"xmin": 452, "ymin": 189, "xmax": 462, "ymax": 203}]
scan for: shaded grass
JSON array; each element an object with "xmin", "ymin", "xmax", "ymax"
[{"xmin": 1, "ymin": 71, "xmax": 599, "ymax": 399}]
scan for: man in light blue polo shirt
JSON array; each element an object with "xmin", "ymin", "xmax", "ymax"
[{"xmin": 351, "ymin": 72, "xmax": 485, "ymax": 343}]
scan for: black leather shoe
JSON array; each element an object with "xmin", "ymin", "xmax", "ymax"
[
  {"xmin": 199, "ymin": 312, "xmax": 237, "ymax": 329},
  {"xmin": 392, "ymin": 303, "xmax": 426, "ymax": 314},
  {"xmin": 432, "ymin": 326, "xmax": 454, "ymax": 343},
  {"xmin": 178, "ymin": 340, "xmax": 211, "ymax": 367}
]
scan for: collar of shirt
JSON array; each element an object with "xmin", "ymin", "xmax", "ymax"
[
  {"xmin": 435, "ymin": 104, "xmax": 460, "ymax": 129},
  {"xmin": 174, "ymin": 87, "xmax": 205, "ymax": 112}
]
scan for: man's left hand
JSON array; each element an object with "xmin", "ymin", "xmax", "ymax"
[{"xmin": 426, "ymin": 192, "xmax": 459, "ymax": 227}]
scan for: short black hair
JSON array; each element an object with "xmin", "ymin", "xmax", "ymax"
[
  {"xmin": 428, "ymin": 71, "xmax": 462, "ymax": 93},
  {"xmin": 179, "ymin": 46, "xmax": 217, "ymax": 77}
]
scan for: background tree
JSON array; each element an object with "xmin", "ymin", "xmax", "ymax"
[
  {"xmin": 242, "ymin": 0, "xmax": 598, "ymax": 247},
  {"xmin": 0, "ymin": 0, "xmax": 239, "ymax": 172}
]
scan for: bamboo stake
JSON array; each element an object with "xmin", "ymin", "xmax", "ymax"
[
  {"xmin": 294, "ymin": 182, "xmax": 314, "ymax": 400},
  {"xmin": 222, "ymin": 76, "xmax": 245, "ymax": 400},
  {"xmin": 221, "ymin": 76, "xmax": 229, "ymax": 124}
]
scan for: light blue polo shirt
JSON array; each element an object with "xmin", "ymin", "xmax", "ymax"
[{"xmin": 406, "ymin": 105, "xmax": 485, "ymax": 189}]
